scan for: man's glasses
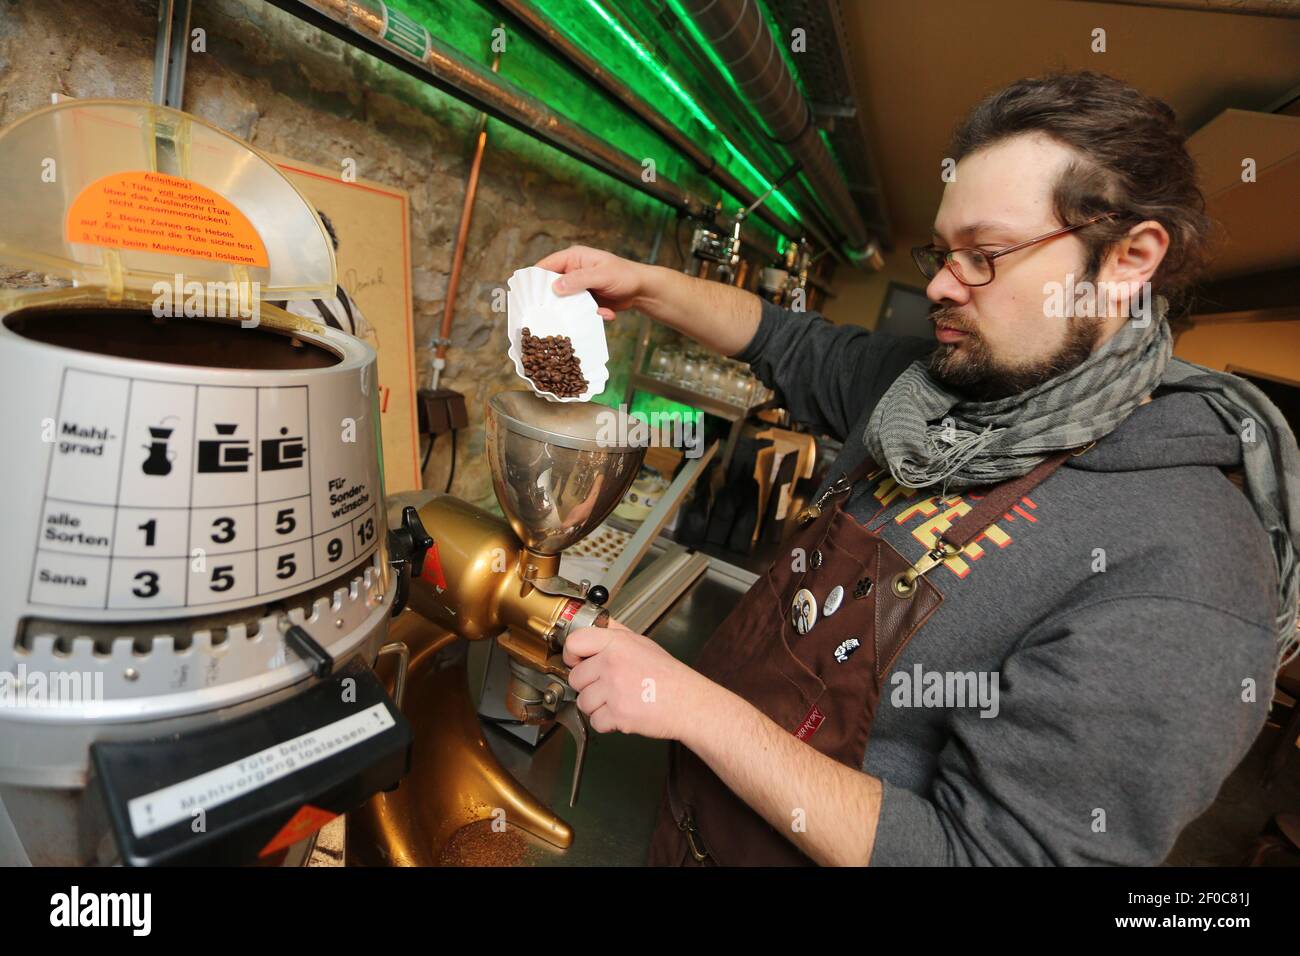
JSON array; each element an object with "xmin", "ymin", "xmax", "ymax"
[{"xmin": 911, "ymin": 214, "xmax": 1117, "ymax": 288}]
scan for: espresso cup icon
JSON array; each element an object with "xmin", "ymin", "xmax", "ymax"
[{"xmin": 142, "ymin": 424, "xmax": 177, "ymax": 477}]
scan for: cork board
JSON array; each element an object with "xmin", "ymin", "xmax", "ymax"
[{"xmin": 268, "ymin": 153, "xmax": 421, "ymax": 495}]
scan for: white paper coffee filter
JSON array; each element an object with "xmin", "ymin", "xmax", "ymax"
[{"xmin": 506, "ymin": 266, "xmax": 609, "ymax": 403}]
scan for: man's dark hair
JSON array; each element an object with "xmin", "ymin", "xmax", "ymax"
[{"xmin": 950, "ymin": 71, "xmax": 1212, "ymax": 312}]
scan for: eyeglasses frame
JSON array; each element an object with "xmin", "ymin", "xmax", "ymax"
[{"xmin": 912, "ymin": 213, "xmax": 1119, "ymax": 288}]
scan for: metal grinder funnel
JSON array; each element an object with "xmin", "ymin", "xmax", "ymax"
[{"xmin": 485, "ymin": 390, "xmax": 645, "ymax": 556}]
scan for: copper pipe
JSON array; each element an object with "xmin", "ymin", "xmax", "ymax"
[
  {"xmin": 276, "ymin": 3, "xmax": 802, "ymax": 264},
  {"xmin": 437, "ymin": 46, "xmax": 500, "ymax": 364},
  {"xmin": 281, "ymin": 1, "xmax": 709, "ymax": 218}
]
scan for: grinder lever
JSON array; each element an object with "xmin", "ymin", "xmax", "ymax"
[
  {"xmin": 553, "ymin": 700, "xmax": 590, "ymax": 808},
  {"xmin": 549, "ymin": 599, "xmax": 612, "ymax": 807}
]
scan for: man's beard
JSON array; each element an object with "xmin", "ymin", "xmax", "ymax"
[{"xmin": 928, "ymin": 307, "xmax": 1103, "ymax": 402}]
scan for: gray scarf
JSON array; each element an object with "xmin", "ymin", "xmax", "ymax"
[{"xmin": 863, "ymin": 298, "xmax": 1300, "ymax": 664}]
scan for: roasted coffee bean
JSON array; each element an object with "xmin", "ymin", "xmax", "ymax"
[{"xmin": 519, "ymin": 329, "xmax": 587, "ymax": 398}]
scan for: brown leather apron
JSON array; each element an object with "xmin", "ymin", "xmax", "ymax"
[{"xmin": 647, "ymin": 449, "xmax": 1076, "ymax": 866}]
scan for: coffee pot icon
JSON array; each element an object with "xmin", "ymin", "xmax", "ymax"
[{"xmin": 142, "ymin": 416, "xmax": 179, "ymax": 477}]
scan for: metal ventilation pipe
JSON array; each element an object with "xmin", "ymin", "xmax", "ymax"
[
  {"xmin": 679, "ymin": 0, "xmax": 873, "ymax": 260},
  {"xmin": 495, "ymin": 0, "xmax": 843, "ymax": 261}
]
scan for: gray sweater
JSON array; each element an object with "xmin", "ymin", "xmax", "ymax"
[{"xmin": 738, "ymin": 300, "xmax": 1279, "ymax": 865}]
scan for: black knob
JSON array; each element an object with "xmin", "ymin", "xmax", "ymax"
[
  {"xmin": 406, "ymin": 507, "xmax": 434, "ymax": 577},
  {"xmin": 586, "ymin": 584, "xmax": 609, "ymax": 607},
  {"xmin": 387, "ymin": 506, "xmax": 434, "ymax": 617}
]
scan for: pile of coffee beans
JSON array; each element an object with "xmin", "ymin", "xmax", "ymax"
[{"xmin": 520, "ymin": 327, "xmax": 588, "ymax": 398}]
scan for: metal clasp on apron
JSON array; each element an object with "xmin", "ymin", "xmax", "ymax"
[
  {"xmin": 678, "ymin": 809, "xmax": 711, "ymax": 862},
  {"xmin": 796, "ymin": 473, "xmax": 853, "ymax": 525},
  {"xmin": 892, "ymin": 538, "xmax": 963, "ymax": 599}
]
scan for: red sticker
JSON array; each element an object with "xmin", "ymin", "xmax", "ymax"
[
  {"xmin": 420, "ymin": 540, "xmax": 447, "ymax": 591},
  {"xmin": 560, "ymin": 599, "xmax": 583, "ymax": 622},
  {"xmin": 794, "ymin": 705, "xmax": 825, "ymax": 741},
  {"xmin": 258, "ymin": 804, "xmax": 337, "ymax": 858}
]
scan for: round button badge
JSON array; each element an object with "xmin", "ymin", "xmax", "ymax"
[
  {"xmin": 791, "ymin": 588, "xmax": 817, "ymax": 636},
  {"xmin": 823, "ymin": 584, "xmax": 844, "ymax": 617}
]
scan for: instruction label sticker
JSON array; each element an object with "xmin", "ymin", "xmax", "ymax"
[
  {"xmin": 31, "ymin": 368, "xmax": 378, "ymax": 612},
  {"xmin": 127, "ymin": 703, "xmax": 395, "ymax": 838},
  {"xmin": 65, "ymin": 170, "xmax": 269, "ymax": 268}
]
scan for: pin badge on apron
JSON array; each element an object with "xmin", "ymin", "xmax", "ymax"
[
  {"xmin": 823, "ymin": 584, "xmax": 844, "ymax": 617},
  {"xmin": 791, "ymin": 588, "xmax": 817, "ymax": 635},
  {"xmin": 833, "ymin": 637, "xmax": 861, "ymax": 663}
]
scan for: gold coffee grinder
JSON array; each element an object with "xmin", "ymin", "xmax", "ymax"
[{"xmin": 347, "ymin": 390, "xmax": 645, "ymax": 863}]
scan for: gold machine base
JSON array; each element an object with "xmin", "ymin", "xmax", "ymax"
[{"xmin": 344, "ymin": 612, "xmax": 573, "ymax": 866}]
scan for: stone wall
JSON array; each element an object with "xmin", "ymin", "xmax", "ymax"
[{"xmin": 0, "ymin": 0, "xmax": 687, "ymax": 508}]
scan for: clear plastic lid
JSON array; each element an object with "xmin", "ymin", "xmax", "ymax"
[{"xmin": 0, "ymin": 99, "xmax": 335, "ymax": 299}]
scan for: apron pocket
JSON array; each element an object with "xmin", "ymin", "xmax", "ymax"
[
  {"xmin": 692, "ymin": 568, "xmax": 782, "ymax": 683},
  {"xmin": 759, "ymin": 573, "xmax": 829, "ymax": 732}
]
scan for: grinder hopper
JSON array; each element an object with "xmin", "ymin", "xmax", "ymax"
[{"xmin": 486, "ymin": 390, "xmax": 645, "ymax": 565}]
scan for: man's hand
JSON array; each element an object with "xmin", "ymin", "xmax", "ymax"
[
  {"xmin": 535, "ymin": 244, "xmax": 762, "ymax": 355},
  {"xmin": 563, "ymin": 618, "xmax": 884, "ymax": 865},
  {"xmin": 563, "ymin": 619, "xmax": 708, "ymax": 740},
  {"xmin": 534, "ymin": 245, "xmax": 648, "ymax": 320}
]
